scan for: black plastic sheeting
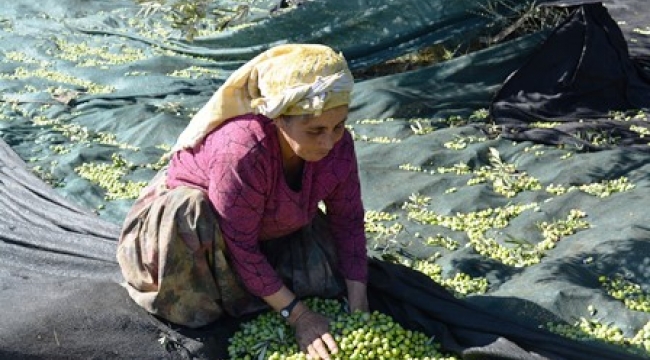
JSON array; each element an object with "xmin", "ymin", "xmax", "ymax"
[
  {"xmin": 0, "ymin": 137, "xmax": 639, "ymax": 359},
  {"xmin": 491, "ymin": 2, "xmax": 650, "ymax": 151},
  {"xmin": 2, "ymin": 0, "xmax": 650, "ymax": 359}
]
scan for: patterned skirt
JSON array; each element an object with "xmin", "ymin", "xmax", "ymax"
[{"xmin": 116, "ymin": 169, "xmax": 345, "ymax": 328}]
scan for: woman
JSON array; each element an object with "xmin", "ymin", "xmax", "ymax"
[{"xmin": 117, "ymin": 44, "xmax": 368, "ymax": 360}]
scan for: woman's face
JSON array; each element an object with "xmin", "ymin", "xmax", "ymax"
[{"xmin": 275, "ymin": 105, "xmax": 349, "ymax": 162}]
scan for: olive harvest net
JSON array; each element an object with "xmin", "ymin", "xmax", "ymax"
[{"xmin": 1, "ymin": 0, "xmax": 650, "ymax": 359}]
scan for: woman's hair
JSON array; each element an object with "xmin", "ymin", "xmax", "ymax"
[{"xmin": 278, "ymin": 113, "xmax": 313, "ymax": 123}]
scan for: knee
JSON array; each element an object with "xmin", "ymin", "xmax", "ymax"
[{"xmin": 168, "ymin": 186, "xmax": 212, "ymax": 216}]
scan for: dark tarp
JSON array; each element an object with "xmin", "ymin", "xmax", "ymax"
[
  {"xmin": 0, "ymin": 140, "xmax": 638, "ymax": 359},
  {"xmin": 2, "ymin": 0, "xmax": 650, "ymax": 359},
  {"xmin": 491, "ymin": 2, "xmax": 650, "ymax": 151}
]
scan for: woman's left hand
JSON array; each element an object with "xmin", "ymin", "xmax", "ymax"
[{"xmin": 345, "ymin": 279, "xmax": 369, "ymax": 313}]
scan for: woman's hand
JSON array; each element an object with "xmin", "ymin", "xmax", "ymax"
[
  {"xmin": 291, "ymin": 309, "xmax": 338, "ymax": 360},
  {"xmin": 263, "ymin": 287, "xmax": 339, "ymax": 359},
  {"xmin": 345, "ymin": 279, "xmax": 369, "ymax": 313}
]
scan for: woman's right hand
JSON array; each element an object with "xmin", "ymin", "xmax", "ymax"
[{"xmin": 292, "ymin": 309, "xmax": 339, "ymax": 360}]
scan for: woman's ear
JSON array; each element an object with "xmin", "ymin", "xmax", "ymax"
[{"xmin": 273, "ymin": 115, "xmax": 285, "ymax": 128}]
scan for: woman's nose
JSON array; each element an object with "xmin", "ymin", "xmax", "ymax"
[{"xmin": 319, "ymin": 133, "xmax": 336, "ymax": 151}]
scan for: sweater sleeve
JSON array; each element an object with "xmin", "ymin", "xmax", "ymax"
[
  {"xmin": 206, "ymin": 138, "xmax": 284, "ymax": 298},
  {"xmin": 322, "ymin": 133, "xmax": 368, "ymax": 283}
]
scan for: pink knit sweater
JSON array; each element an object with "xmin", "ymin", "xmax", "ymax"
[{"xmin": 166, "ymin": 114, "xmax": 367, "ymax": 297}]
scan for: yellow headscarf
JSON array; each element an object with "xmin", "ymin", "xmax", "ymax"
[{"xmin": 171, "ymin": 44, "xmax": 354, "ymax": 152}]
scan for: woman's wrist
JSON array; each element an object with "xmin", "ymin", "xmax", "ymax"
[
  {"xmin": 345, "ymin": 279, "xmax": 369, "ymax": 312},
  {"xmin": 287, "ymin": 302, "xmax": 309, "ymax": 326},
  {"xmin": 262, "ymin": 286, "xmax": 307, "ymax": 322}
]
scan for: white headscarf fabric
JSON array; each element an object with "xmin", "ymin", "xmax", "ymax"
[{"xmin": 171, "ymin": 44, "xmax": 354, "ymax": 153}]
